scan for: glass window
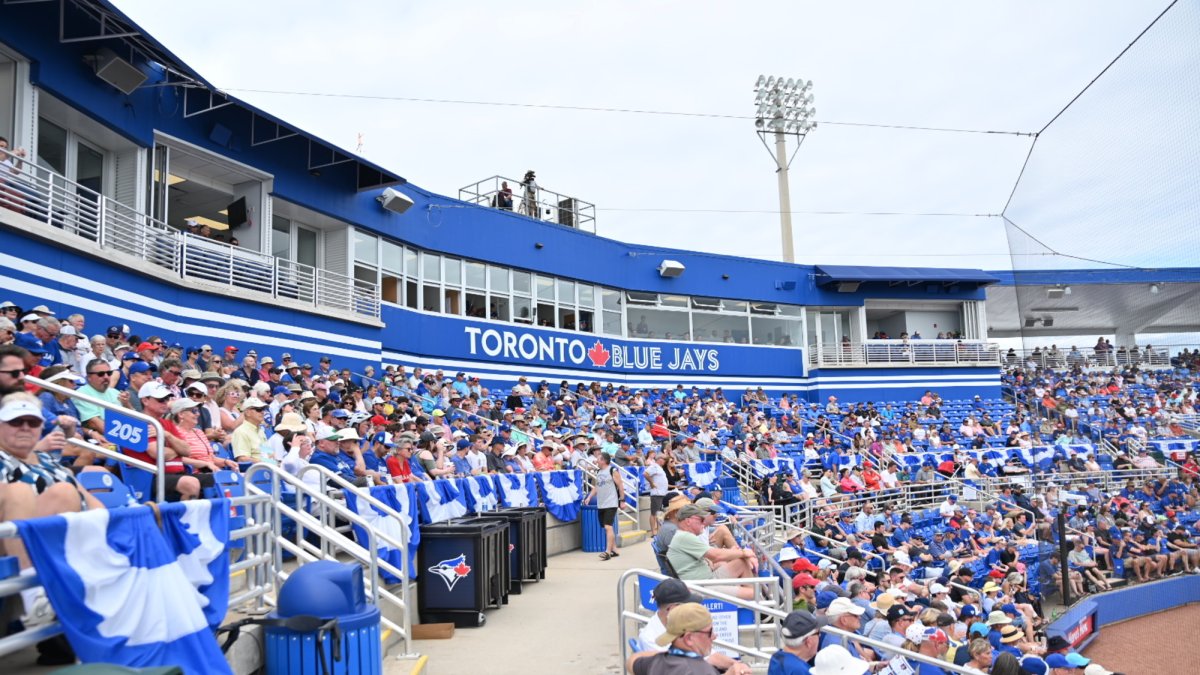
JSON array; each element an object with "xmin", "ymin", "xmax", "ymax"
[
  {"xmin": 404, "ymin": 248, "xmax": 418, "ymax": 278},
  {"xmin": 75, "ymin": 141, "xmax": 104, "ymax": 197},
  {"xmin": 36, "ymin": 119, "xmax": 67, "ymax": 176},
  {"xmin": 513, "ymin": 270, "xmax": 532, "ymax": 295},
  {"xmin": 536, "ymin": 276, "xmax": 554, "ymax": 301},
  {"xmin": 558, "ymin": 307, "xmax": 577, "ymax": 331},
  {"xmin": 578, "ymin": 309, "xmax": 595, "ymax": 333},
  {"xmin": 626, "ymin": 291, "xmax": 657, "ymax": 305},
  {"xmin": 692, "ymin": 312, "xmax": 749, "ymax": 344},
  {"xmin": 513, "ymin": 296, "xmax": 532, "ymax": 323},
  {"xmin": 444, "ymin": 257, "xmax": 462, "ymax": 287},
  {"xmin": 296, "ymin": 227, "xmax": 317, "ymax": 268},
  {"xmin": 536, "ymin": 302, "xmax": 556, "ymax": 327},
  {"xmin": 421, "ymin": 252, "xmax": 441, "ymax": 282},
  {"xmin": 271, "ymin": 217, "xmax": 291, "ymax": 259},
  {"xmin": 491, "ymin": 295, "xmax": 511, "ymax": 322},
  {"xmin": 490, "ymin": 266, "xmax": 510, "ymax": 293},
  {"xmin": 465, "ymin": 261, "xmax": 486, "ymax": 289},
  {"xmin": 691, "ymin": 296, "xmax": 721, "ymax": 311},
  {"xmin": 752, "ymin": 316, "xmax": 802, "ymax": 346},
  {"xmin": 353, "ymin": 230, "xmax": 378, "ymax": 265},
  {"xmin": 633, "ymin": 308, "xmax": 689, "ymax": 341},
  {"xmin": 602, "ymin": 288, "xmax": 621, "ymax": 312},
  {"xmin": 660, "ymin": 294, "xmax": 688, "ymax": 308},
  {"xmin": 353, "ymin": 264, "xmax": 377, "ymax": 286},
  {"xmin": 779, "ymin": 304, "xmax": 803, "ymax": 317},
  {"xmin": 723, "ymin": 300, "xmax": 748, "ymax": 313},
  {"xmin": 444, "ymin": 288, "xmax": 462, "ymax": 315},
  {"xmin": 556, "ymin": 279, "xmax": 575, "ymax": 306},
  {"xmin": 465, "ymin": 292, "xmax": 486, "ymax": 318},
  {"xmin": 381, "ymin": 240, "xmax": 403, "ymax": 274},
  {"xmin": 603, "ymin": 310, "xmax": 622, "ymax": 336},
  {"xmin": 405, "ymin": 280, "xmax": 418, "ymax": 310},
  {"xmin": 578, "ymin": 284, "xmax": 595, "ymax": 310},
  {"xmin": 422, "ymin": 285, "xmax": 441, "ymax": 312}
]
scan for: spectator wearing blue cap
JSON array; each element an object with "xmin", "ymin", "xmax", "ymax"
[
  {"xmin": 12, "ymin": 332, "xmax": 46, "ymax": 383},
  {"xmin": 449, "ymin": 439, "xmax": 473, "ymax": 476},
  {"xmin": 124, "ymin": 361, "xmax": 158, "ymax": 414}
]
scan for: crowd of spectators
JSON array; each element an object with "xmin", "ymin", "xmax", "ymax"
[{"xmin": 1, "ymin": 299, "xmax": 1198, "ymax": 673}]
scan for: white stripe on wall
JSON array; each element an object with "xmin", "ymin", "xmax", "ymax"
[
  {"xmin": 1, "ymin": 274, "xmax": 383, "ymax": 362},
  {"xmin": 0, "ymin": 252, "xmax": 381, "ymax": 350}
]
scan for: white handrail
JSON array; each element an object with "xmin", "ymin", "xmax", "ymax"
[
  {"xmin": 26, "ymin": 374, "xmax": 167, "ymax": 501},
  {"xmin": 810, "ymin": 339, "xmax": 1001, "ymax": 367}
]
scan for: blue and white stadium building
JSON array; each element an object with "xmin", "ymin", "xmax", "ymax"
[
  {"xmin": 4, "ymin": 1, "xmax": 1190, "ymax": 403},
  {"xmin": 0, "ymin": 2, "xmax": 1011, "ymax": 402}
]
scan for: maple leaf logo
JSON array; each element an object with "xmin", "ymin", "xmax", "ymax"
[
  {"xmin": 587, "ymin": 340, "xmax": 611, "ymax": 367},
  {"xmin": 454, "ymin": 561, "xmax": 472, "ymax": 577}
]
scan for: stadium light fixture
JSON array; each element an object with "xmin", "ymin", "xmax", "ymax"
[{"xmin": 754, "ymin": 74, "xmax": 817, "ymax": 264}]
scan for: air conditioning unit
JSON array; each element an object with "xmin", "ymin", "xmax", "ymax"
[
  {"xmin": 377, "ymin": 187, "xmax": 414, "ymax": 215},
  {"xmin": 92, "ymin": 48, "xmax": 147, "ymax": 95}
]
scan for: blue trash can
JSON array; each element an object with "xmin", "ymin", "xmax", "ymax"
[
  {"xmin": 581, "ymin": 504, "xmax": 619, "ymax": 553},
  {"xmin": 264, "ymin": 561, "xmax": 381, "ymax": 675}
]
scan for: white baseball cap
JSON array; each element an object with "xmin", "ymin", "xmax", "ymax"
[
  {"xmin": 0, "ymin": 399, "xmax": 42, "ymax": 422},
  {"xmin": 825, "ymin": 597, "xmax": 865, "ymax": 618},
  {"xmin": 137, "ymin": 381, "xmax": 172, "ymax": 399}
]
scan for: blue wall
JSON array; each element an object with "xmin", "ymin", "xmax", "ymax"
[{"xmin": 1047, "ymin": 576, "xmax": 1200, "ymax": 653}]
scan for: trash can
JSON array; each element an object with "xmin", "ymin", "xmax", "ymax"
[
  {"xmin": 418, "ymin": 518, "xmax": 508, "ymax": 627},
  {"xmin": 509, "ymin": 506, "xmax": 548, "ymax": 581},
  {"xmin": 474, "ymin": 508, "xmax": 546, "ymax": 594},
  {"xmin": 581, "ymin": 504, "xmax": 619, "ymax": 553},
  {"xmin": 264, "ymin": 561, "xmax": 381, "ymax": 675}
]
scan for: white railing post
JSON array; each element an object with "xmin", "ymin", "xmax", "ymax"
[{"xmin": 97, "ymin": 198, "xmax": 107, "ymax": 248}]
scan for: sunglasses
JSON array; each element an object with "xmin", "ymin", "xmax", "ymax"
[
  {"xmin": 4, "ymin": 417, "xmax": 43, "ymax": 429},
  {"xmin": 0, "ymin": 368, "xmax": 27, "ymax": 378},
  {"xmin": 89, "ymin": 370, "xmax": 112, "ymax": 377},
  {"xmin": 188, "ymin": 392, "xmax": 206, "ymax": 399}
]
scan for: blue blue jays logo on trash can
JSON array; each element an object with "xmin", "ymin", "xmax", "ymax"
[{"xmin": 428, "ymin": 553, "xmax": 472, "ymax": 591}]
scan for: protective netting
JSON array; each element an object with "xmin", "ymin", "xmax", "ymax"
[{"xmin": 1002, "ymin": 0, "xmax": 1200, "ymax": 354}]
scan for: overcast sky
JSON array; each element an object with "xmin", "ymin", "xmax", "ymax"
[{"xmin": 112, "ymin": 1, "xmax": 1188, "ymax": 272}]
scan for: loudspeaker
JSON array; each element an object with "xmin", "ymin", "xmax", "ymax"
[
  {"xmin": 93, "ymin": 48, "xmax": 147, "ymax": 95},
  {"xmin": 836, "ymin": 282, "xmax": 860, "ymax": 293},
  {"xmin": 1046, "ymin": 288, "xmax": 1065, "ymax": 299},
  {"xmin": 378, "ymin": 187, "xmax": 414, "ymax": 215},
  {"xmin": 658, "ymin": 260, "xmax": 685, "ymax": 278},
  {"xmin": 1024, "ymin": 318, "xmax": 1038, "ymax": 328},
  {"xmin": 775, "ymin": 280, "xmax": 797, "ymax": 291}
]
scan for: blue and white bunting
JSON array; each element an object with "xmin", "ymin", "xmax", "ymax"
[
  {"xmin": 461, "ymin": 475, "xmax": 499, "ymax": 513},
  {"xmin": 343, "ymin": 484, "xmax": 419, "ymax": 582},
  {"xmin": 750, "ymin": 458, "xmax": 796, "ymax": 477},
  {"xmin": 15, "ymin": 506, "xmax": 232, "ymax": 673},
  {"xmin": 416, "ymin": 479, "xmax": 469, "ymax": 524},
  {"xmin": 495, "ymin": 473, "xmax": 539, "ymax": 508},
  {"xmin": 683, "ymin": 462, "xmax": 717, "ymax": 488},
  {"xmin": 538, "ymin": 470, "xmax": 583, "ymax": 522},
  {"xmin": 157, "ymin": 500, "xmax": 231, "ymax": 629},
  {"xmin": 617, "ymin": 466, "xmax": 642, "ymax": 511}
]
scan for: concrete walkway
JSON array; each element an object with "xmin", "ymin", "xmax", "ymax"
[{"xmin": 388, "ymin": 542, "xmax": 657, "ymax": 675}]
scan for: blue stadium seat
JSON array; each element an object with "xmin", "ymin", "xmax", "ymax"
[{"xmin": 76, "ymin": 471, "xmax": 133, "ymax": 509}]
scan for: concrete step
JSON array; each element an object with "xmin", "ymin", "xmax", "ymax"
[{"xmin": 618, "ymin": 529, "xmax": 648, "ymax": 548}]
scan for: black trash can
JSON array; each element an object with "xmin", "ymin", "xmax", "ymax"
[
  {"xmin": 509, "ymin": 506, "xmax": 547, "ymax": 581},
  {"xmin": 474, "ymin": 507, "xmax": 546, "ymax": 594},
  {"xmin": 417, "ymin": 518, "xmax": 507, "ymax": 627}
]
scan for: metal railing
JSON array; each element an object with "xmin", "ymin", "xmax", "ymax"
[
  {"xmin": 0, "ymin": 492, "xmax": 273, "ymax": 660},
  {"xmin": 618, "ymin": 568, "xmax": 980, "ymax": 674},
  {"xmin": 809, "ymin": 339, "xmax": 1001, "ymax": 367},
  {"xmin": 0, "ymin": 147, "xmax": 379, "ymax": 320},
  {"xmin": 1004, "ymin": 345, "xmax": 1171, "ymax": 369},
  {"xmin": 26, "ymin": 374, "xmax": 167, "ymax": 502},
  {"xmin": 458, "ymin": 175, "xmax": 596, "ymax": 233},
  {"xmin": 244, "ymin": 463, "xmax": 416, "ymax": 658}
]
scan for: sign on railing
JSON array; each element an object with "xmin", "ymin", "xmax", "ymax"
[{"xmin": 104, "ymin": 408, "xmax": 149, "ymax": 453}]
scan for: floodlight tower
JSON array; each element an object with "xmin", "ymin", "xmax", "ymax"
[{"xmin": 754, "ymin": 75, "xmax": 816, "ymax": 264}]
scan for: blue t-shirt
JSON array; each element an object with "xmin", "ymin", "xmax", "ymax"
[
  {"xmin": 916, "ymin": 661, "xmax": 949, "ymax": 675},
  {"xmin": 309, "ymin": 450, "xmax": 355, "ymax": 480},
  {"xmin": 362, "ymin": 451, "xmax": 386, "ymax": 474},
  {"xmin": 767, "ymin": 650, "xmax": 811, "ymax": 675}
]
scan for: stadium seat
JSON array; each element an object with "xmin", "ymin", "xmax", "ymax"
[{"xmin": 76, "ymin": 471, "xmax": 134, "ymax": 509}]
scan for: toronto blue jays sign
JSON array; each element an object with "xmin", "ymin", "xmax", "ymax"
[{"xmin": 381, "ymin": 306, "xmax": 804, "ymax": 378}]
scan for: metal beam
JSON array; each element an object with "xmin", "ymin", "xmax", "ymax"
[
  {"xmin": 183, "ymin": 86, "xmax": 232, "ymax": 119},
  {"xmin": 250, "ymin": 114, "xmax": 298, "ymax": 147},
  {"xmin": 308, "ymin": 140, "xmax": 354, "ymax": 172},
  {"xmin": 59, "ymin": 0, "xmax": 139, "ymax": 44}
]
